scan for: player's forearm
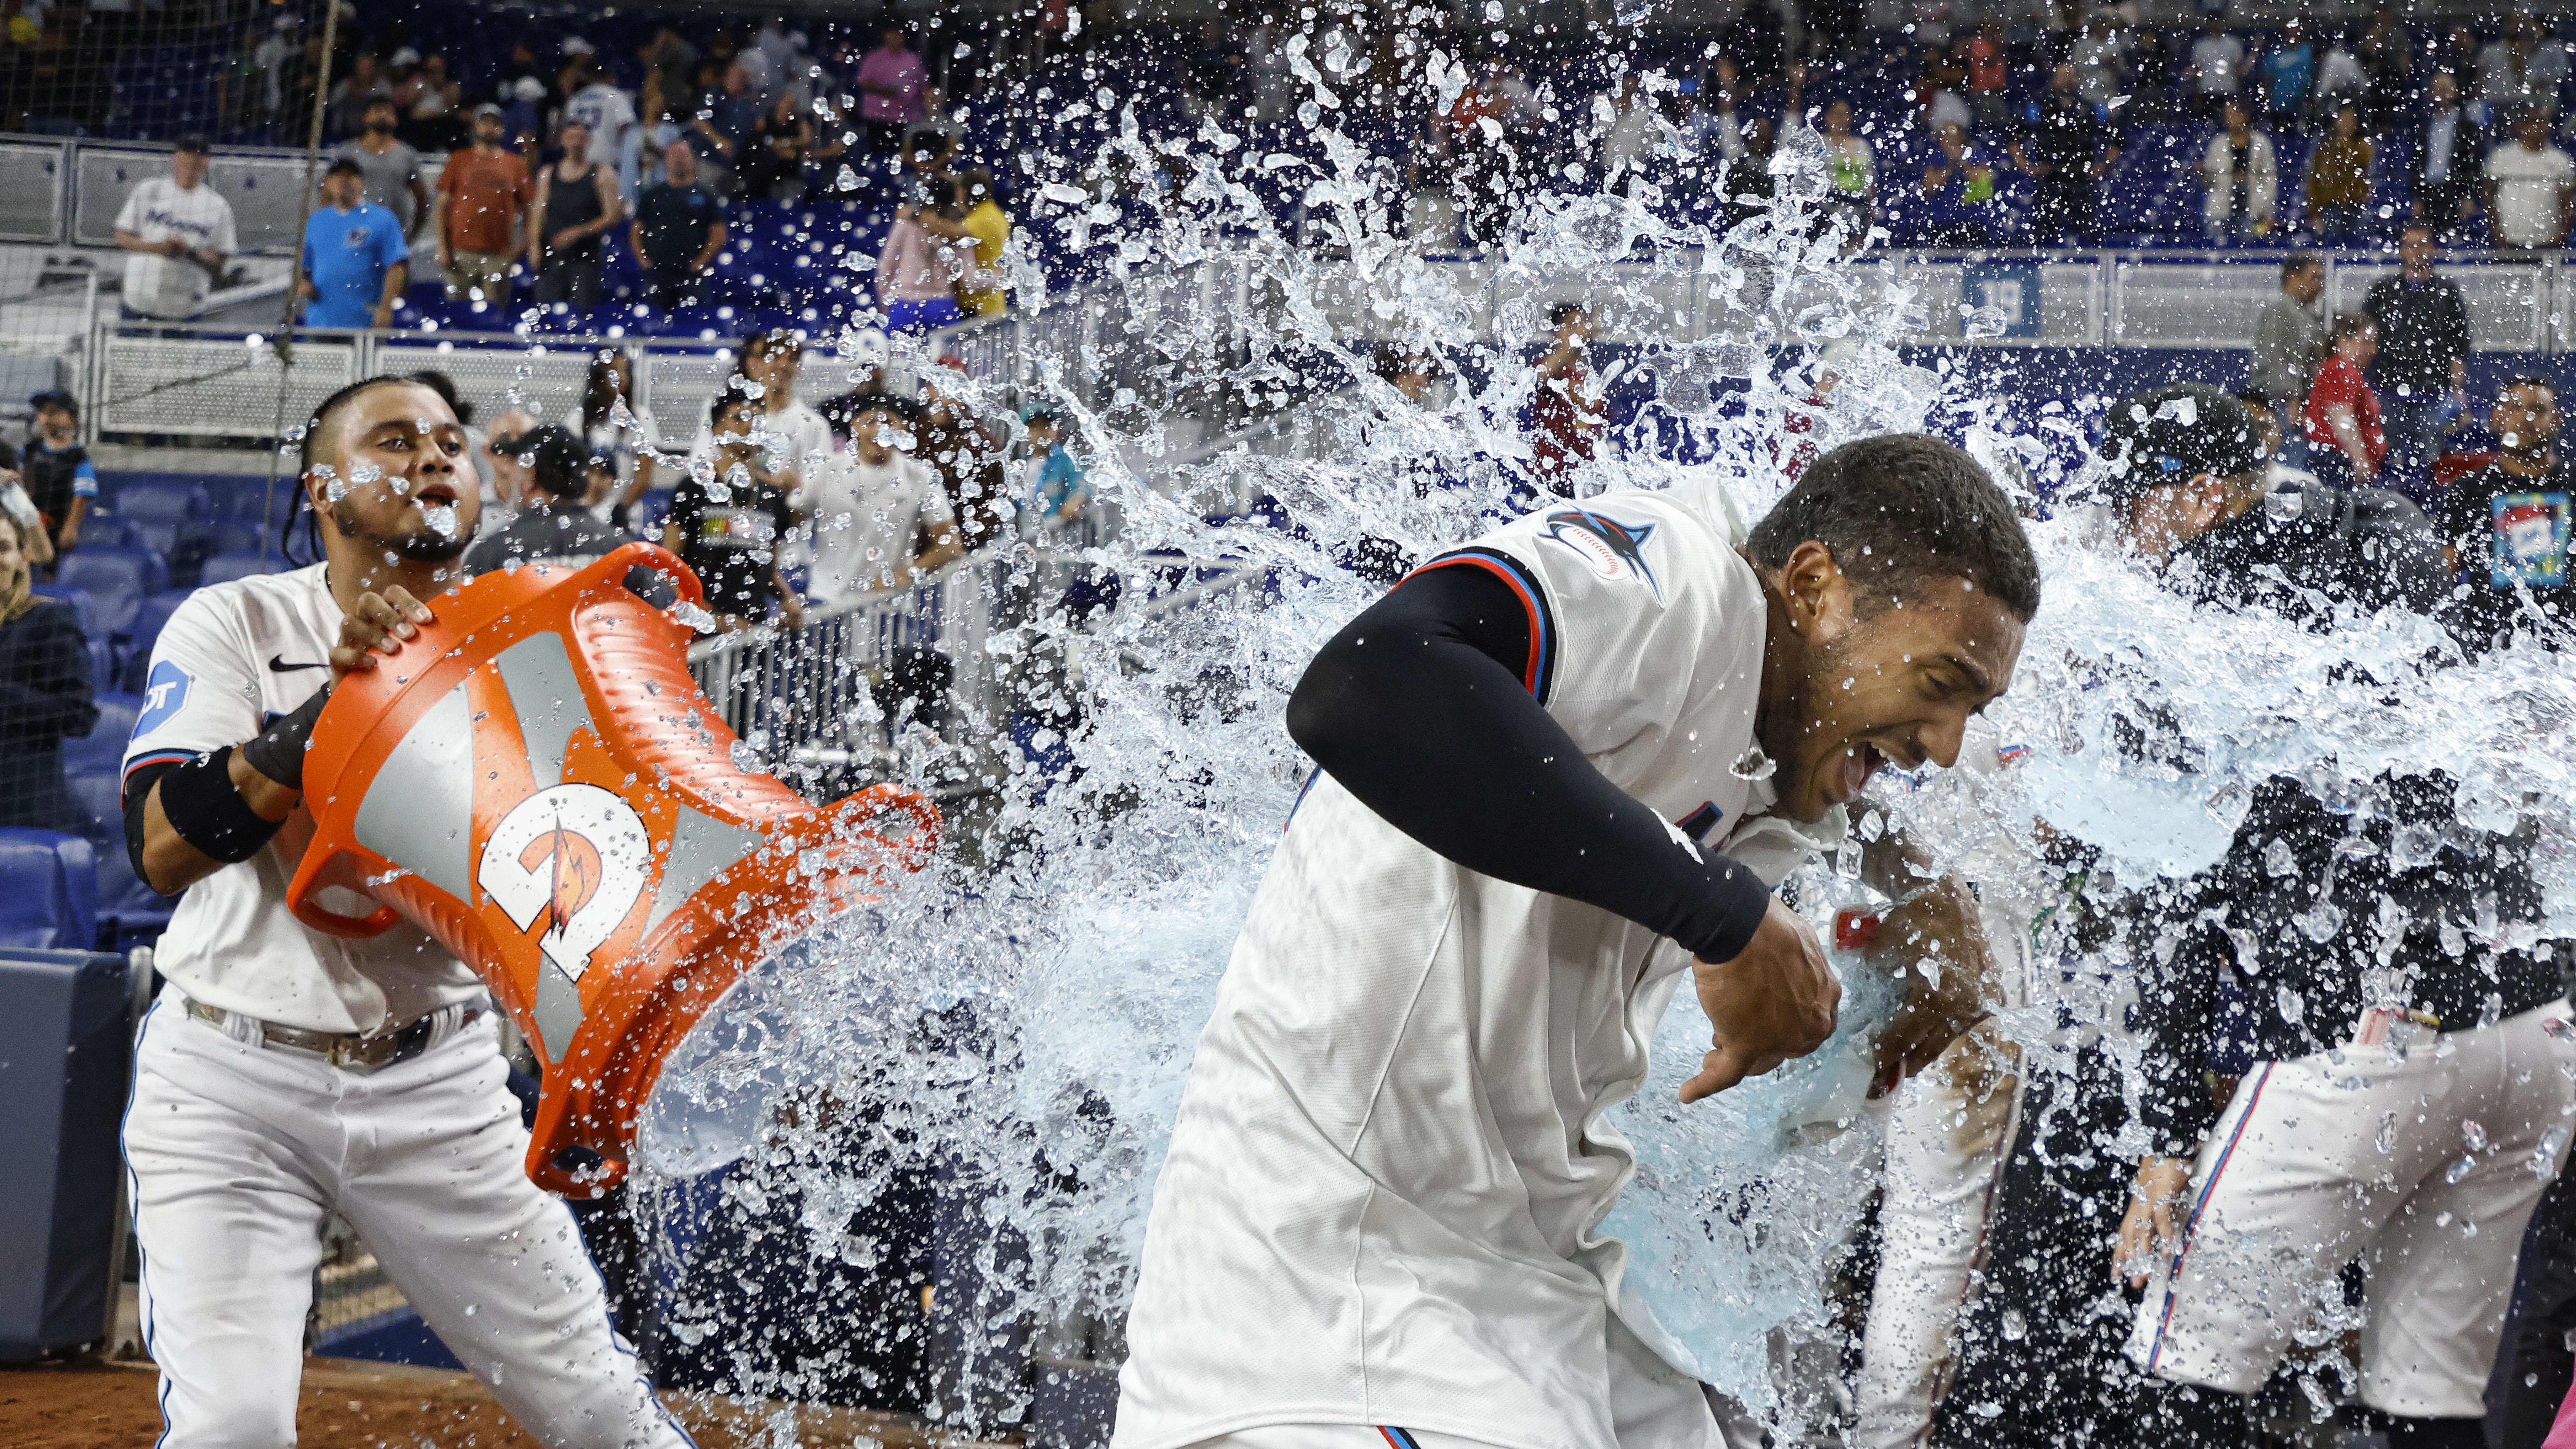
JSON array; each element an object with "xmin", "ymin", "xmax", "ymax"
[
  {"xmin": 134, "ymin": 752, "xmax": 299, "ymax": 894},
  {"xmin": 1288, "ymin": 565, "xmax": 1773, "ymax": 963}
]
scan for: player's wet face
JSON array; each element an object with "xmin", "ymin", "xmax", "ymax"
[
  {"xmin": 1769, "ymin": 562, "xmax": 2023, "ymax": 823},
  {"xmin": 311, "ymin": 383, "xmax": 476, "ymax": 564}
]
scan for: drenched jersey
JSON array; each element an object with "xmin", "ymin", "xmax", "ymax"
[
  {"xmin": 122, "ymin": 563, "xmax": 485, "ymax": 1034},
  {"xmin": 1114, "ymin": 489, "xmax": 1844, "ymax": 1449}
]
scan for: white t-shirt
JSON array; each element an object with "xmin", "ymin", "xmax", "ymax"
[
  {"xmin": 1113, "ymin": 489, "xmax": 1844, "ymax": 1449},
  {"xmin": 121, "ymin": 564, "xmax": 487, "ymax": 1035},
  {"xmin": 114, "ymin": 176, "xmax": 239, "ymax": 319},
  {"xmin": 2491, "ymin": 142, "xmax": 2576, "ymax": 246},
  {"xmin": 797, "ymin": 447, "xmax": 955, "ymax": 599},
  {"xmin": 563, "ymin": 83, "xmax": 640, "ymax": 184},
  {"xmin": 2189, "ymin": 34, "xmax": 2245, "ymax": 94}
]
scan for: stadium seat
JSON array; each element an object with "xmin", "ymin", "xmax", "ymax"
[
  {"xmin": 52, "ymin": 548, "xmax": 167, "ymax": 638},
  {"xmin": 108, "ymin": 478, "xmax": 213, "ymax": 560},
  {"xmin": 78, "ymin": 516, "xmax": 146, "ymax": 551},
  {"xmin": 61, "ymin": 770, "xmax": 166, "ymax": 943},
  {"xmin": 0, "ymin": 829, "xmax": 97, "ymax": 951},
  {"xmin": 198, "ymin": 551, "xmax": 276, "ymax": 586},
  {"xmin": 28, "ymin": 584, "xmax": 98, "ymax": 641},
  {"xmin": 118, "ymin": 590, "xmax": 192, "ymax": 689},
  {"xmin": 209, "ymin": 520, "xmax": 270, "ymax": 557},
  {"xmin": 87, "ymin": 638, "xmax": 113, "ymax": 693},
  {"xmin": 64, "ymin": 693, "xmax": 138, "ymax": 777}
]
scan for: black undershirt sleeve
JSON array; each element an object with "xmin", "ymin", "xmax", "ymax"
[{"xmin": 1285, "ymin": 562, "xmax": 1775, "ymax": 964}]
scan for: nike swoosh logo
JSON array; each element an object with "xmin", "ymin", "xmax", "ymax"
[{"xmin": 268, "ymin": 654, "xmax": 328, "ymax": 673}]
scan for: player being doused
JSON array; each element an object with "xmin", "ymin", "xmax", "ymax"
[{"xmin": 1113, "ymin": 435, "xmax": 2040, "ymax": 1449}]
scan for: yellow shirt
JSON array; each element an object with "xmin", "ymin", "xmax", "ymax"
[{"xmin": 959, "ymin": 200, "xmax": 1009, "ymax": 317}]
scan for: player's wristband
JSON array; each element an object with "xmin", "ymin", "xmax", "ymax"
[
  {"xmin": 157, "ymin": 746, "xmax": 285, "ymax": 864},
  {"xmin": 238, "ymin": 682, "xmax": 332, "ymax": 790}
]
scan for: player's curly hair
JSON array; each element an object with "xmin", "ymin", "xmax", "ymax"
[{"xmin": 1746, "ymin": 432, "xmax": 2041, "ymax": 623}]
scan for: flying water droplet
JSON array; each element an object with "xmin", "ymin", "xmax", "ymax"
[{"xmin": 1729, "ymin": 746, "xmax": 1775, "ymax": 782}]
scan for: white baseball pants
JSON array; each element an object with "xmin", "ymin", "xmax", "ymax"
[
  {"xmin": 121, "ymin": 999, "xmax": 693, "ymax": 1449},
  {"xmin": 2126, "ymin": 999, "xmax": 2576, "ymax": 1418}
]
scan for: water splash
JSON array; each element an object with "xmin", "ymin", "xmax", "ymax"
[{"xmin": 626, "ymin": 67, "xmax": 2576, "ymax": 1444}]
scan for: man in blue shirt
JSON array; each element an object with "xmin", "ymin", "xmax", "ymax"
[{"xmin": 298, "ymin": 157, "xmax": 409, "ymax": 330}]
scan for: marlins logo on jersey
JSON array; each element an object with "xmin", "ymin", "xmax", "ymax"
[{"xmin": 1540, "ymin": 508, "xmax": 1661, "ymax": 599}]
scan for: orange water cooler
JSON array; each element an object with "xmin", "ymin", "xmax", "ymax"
[{"xmin": 283, "ymin": 543, "xmax": 937, "ymax": 1193}]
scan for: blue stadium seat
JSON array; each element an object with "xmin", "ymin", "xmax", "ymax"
[
  {"xmin": 52, "ymin": 547, "xmax": 167, "ymax": 638},
  {"xmin": 108, "ymin": 478, "xmax": 213, "ymax": 559},
  {"xmin": 62, "ymin": 769, "xmax": 167, "ymax": 942},
  {"xmin": 29, "ymin": 584, "xmax": 97, "ymax": 642},
  {"xmin": 0, "ymin": 828, "xmax": 97, "ymax": 951},
  {"xmin": 198, "ymin": 551, "xmax": 276, "ymax": 586},
  {"xmin": 79, "ymin": 516, "xmax": 146, "ymax": 551},
  {"xmin": 87, "ymin": 638, "xmax": 113, "ymax": 693},
  {"xmin": 118, "ymin": 591, "xmax": 192, "ymax": 690},
  {"xmin": 65, "ymin": 693, "xmax": 138, "ymax": 776}
]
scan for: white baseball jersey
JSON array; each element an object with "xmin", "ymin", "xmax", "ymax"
[
  {"xmin": 114, "ymin": 176, "xmax": 238, "ymax": 319},
  {"xmin": 797, "ymin": 447, "xmax": 955, "ymax": 599},
  {"xmin": 122, "ymin": 563, "xmax": 485, "ymax": 1035},
  {"xmin": 1114, "ymin": 487, "xmax": 1845, "ymax": 1449}
]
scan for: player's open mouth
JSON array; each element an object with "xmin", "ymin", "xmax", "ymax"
[
  {"xmin": 412, "ymin": 482, "xmax": 460, "ymax": 509},
  {"xmin": 1828, "ymin": 744, "xmax": 1883, "ymax": 805}
]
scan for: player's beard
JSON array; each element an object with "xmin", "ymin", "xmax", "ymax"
[
  {"xmin": 1757, "ymin": 626, "xmax": 1861, "ymax": 819},
  {"xmin": 331, "ymin": 496, "xmax": 470, "ymax": 564}
]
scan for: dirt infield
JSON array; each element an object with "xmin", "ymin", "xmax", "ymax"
[{"xmin": 0, "ymin": 1356, "xmax": 1013, "ymax": 1448}]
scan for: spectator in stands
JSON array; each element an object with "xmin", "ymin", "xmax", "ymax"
[
  {"xmin": 1683, "ymin": 61, "xmax": 1749, "ymax": 168},
  {"xmin": 2125, "ymin": 29, "xmax": 2182, "ymax": 125},
  {"xmin": 324, "ymin": 50, "xmax": 390, "ymax": 142},
  {"xmin": 662, "ymin": 383, "xmax": 803, "ymax": 633},
  {"xmin": 2304, "ymin": 310, "xmax": 2387, "ymax": 490},
  {"xmin": 694, "ymin": 332, "xmax": 830, "ymax": 483},
  {"xmin": 857, "ymin": 26, "xmax": 927, "ymax": 154},
  {"xmin": 463, "ymin": 425, "xmax": 639, "ymax": 577},
  {"xmin": 112, "ymin": 134, "xmax": 237, "ymax": 324},
  {"xmin": 561, "ymin": 60, "xmax": 638, "ymax": 191},
  {"xmin": 528, "ymin": 120, "xmax": 623, "ymax": 317},
  {"xmin": 335, "ymin": 97, "xmax": 431, "ymax": 242},
  {"xmin": 2480, "ymin": 16, "xmax": 2569, "ymax": 120},
  {"xmin": 2489, "ymin": 107, "xmax": 2576, "ymax": 250},
  {"xmin": 1529, "ymin": 301, "xmax": 1604, "ymax": 495},
  {"xmin": 1814, "ymin": 100, "xmax": 1876, "ymax": 230},
  {"xmin": 434, "ymin": 105, "xmax": 531, "ymax": 305},
  {"xmin": 2188, "ymin": 14, "xmax": 2248, "ymax": 120},
  {"xmin": 918, "ymin": 365, "xmax": 1013, "ymax": 553},
  {"xmin": 2411, "ymin": 72, "xmax": 2487, "ymax": 242},
  {"xmin": 2249, "ymin": 252, "xmax": 2326, "ymax": 417},
  {"xmin": 1722, "ymin": 116, "xmax": 1778, "ymax": 232},
  {"xmin": 570, "ymin": 352, "xmax": 663, "ymax": 514},
  {"xmin": 1914, "ymin": 60, "xmax": 1974, "ymax": 138},
  {"xmin": 0, "ymin": 514, "xmax": 94, "ymax": 833},
  {"xmin": 639, "ymin": 26, "xmax": 701, "ymax": 113},
  {"xmin": 500, "ymin": 77, "xmax": 550, "ymax": 157},
  {"xmin": 739, "ymin": 90, "xmax": 814, "ymax": 202},
  {"xmin": 250, "ymin": 16, "xmax": 300, "ymax": 125},
  {"xmin": 2430, "ymin": 21, "xmax": 2484, "ymax": 97},
  {"xmin": 1016, "ymin": 407, "xmax": 1092, "ymax": 544},
  {"xmin": 2257, "ymin": 20, "xmax": 2316, "ymax": 134},
  {"xmin": 878, "ymin": 176, "xmax": 981, "ymax": 335},
  {"xmin": 1964, "ymin": 20, "xmax": 2011, "ymax": 134},
  {"xmin": 2303, "ymin": 104, "xmax": 2373, "ymax": 241},
  {"xmin": 20, "ymin": 392, "xmax": 91, "ymax": 562},
  {"xmin": 2201, "ymin": 98, "xmax": 2279, "ymax": 241},
  {"xmin": 2355, "ymin": 13, "xmax": 2413, "ymax": 133},
  {"xmin": 2366, "ymin": 224, "xmax": 2473, "ymax": 499},
  {"xmin": 1598, "ymin": 72, "xmax": 1661, "ymax": 192},
  {"xmin": 2026, "ymin": 63, "xmax": 2116, "ymax": 246},
  {"xmin": 395, "ymin": 51, "xmax": 463, "ymax": 153},
  {"xmin": 955, "ymin": 168, "xmax": 1011, "ymax": 319},
  {"xmin": 2068, "ymin": 10, "xmax": 2129, "ymax": 107},
  {"xmin": 478, "ymin": 401, "xmax": 542, "ymax": 532},
  {"xmin": 632, "ymin": 141, "xmax": 726, "ymax": 312},
  {"xmin": 692, "ymin": 60, "xmax": 762, "ymax": 195},
  {"xmin": 2310, "ymin": 29, "xmax": 2369, "ymax": 125},
  {"xmin": 800, "ymin": 393, "xmax": 962, "ymax": 601},
  {"xmin": 299, "ymin": 159, "xmax": 407, "ymax": 330},
  {"xmin": 2438, "ymin": 375, "xmax": 2572, "ymax": 654}
]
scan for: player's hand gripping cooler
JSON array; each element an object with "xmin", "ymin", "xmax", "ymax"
[{"xmin": 281, "ymin": 543, "xmax": 937, "ymax": 1193}]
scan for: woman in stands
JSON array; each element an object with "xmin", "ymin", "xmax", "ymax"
[
  {"xmin": 877, "ymin": 176, "xmax": 994, "ymax": 336},
  {"xmin": 0, "ymin": 515, "xmax": 97, "ymax": 832}
]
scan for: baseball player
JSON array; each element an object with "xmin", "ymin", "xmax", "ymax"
[
  {"xmin": 118, "ymin": 374, "xmax": 691, "ymax": 1447},
  {"xmin": 1112, "ymin": 435, "xmax": 2041, "ymax": 1449}
]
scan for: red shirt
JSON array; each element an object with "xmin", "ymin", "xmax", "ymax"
[
  {"xmin": 436, "ymin": 147, "xmax": 532, "ymax": 255},
  {"xmin": 1530, "ymin": 360, "xmax": 1604, "ymax": 484},
  {"xmin": 2303, "ymin": 354, "xmax": 2387, "ymax": 469},
  {"xmin": 1968, "ymin": 36, "xmax": 2007, "ymax": 92}
]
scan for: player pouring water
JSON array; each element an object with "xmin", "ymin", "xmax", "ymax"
[{"xmin": 1114, "ymin": 435, "xmax": 2041, "ymax": 1449}]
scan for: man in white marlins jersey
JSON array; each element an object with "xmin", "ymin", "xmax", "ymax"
[
  {"xmin": 1115, "ymin": 435, "xmax": 2041, "ymax": 1449},
  {"xmin": 119, "ymin": 375, "xmax": 688, "ymax": 1447}
]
